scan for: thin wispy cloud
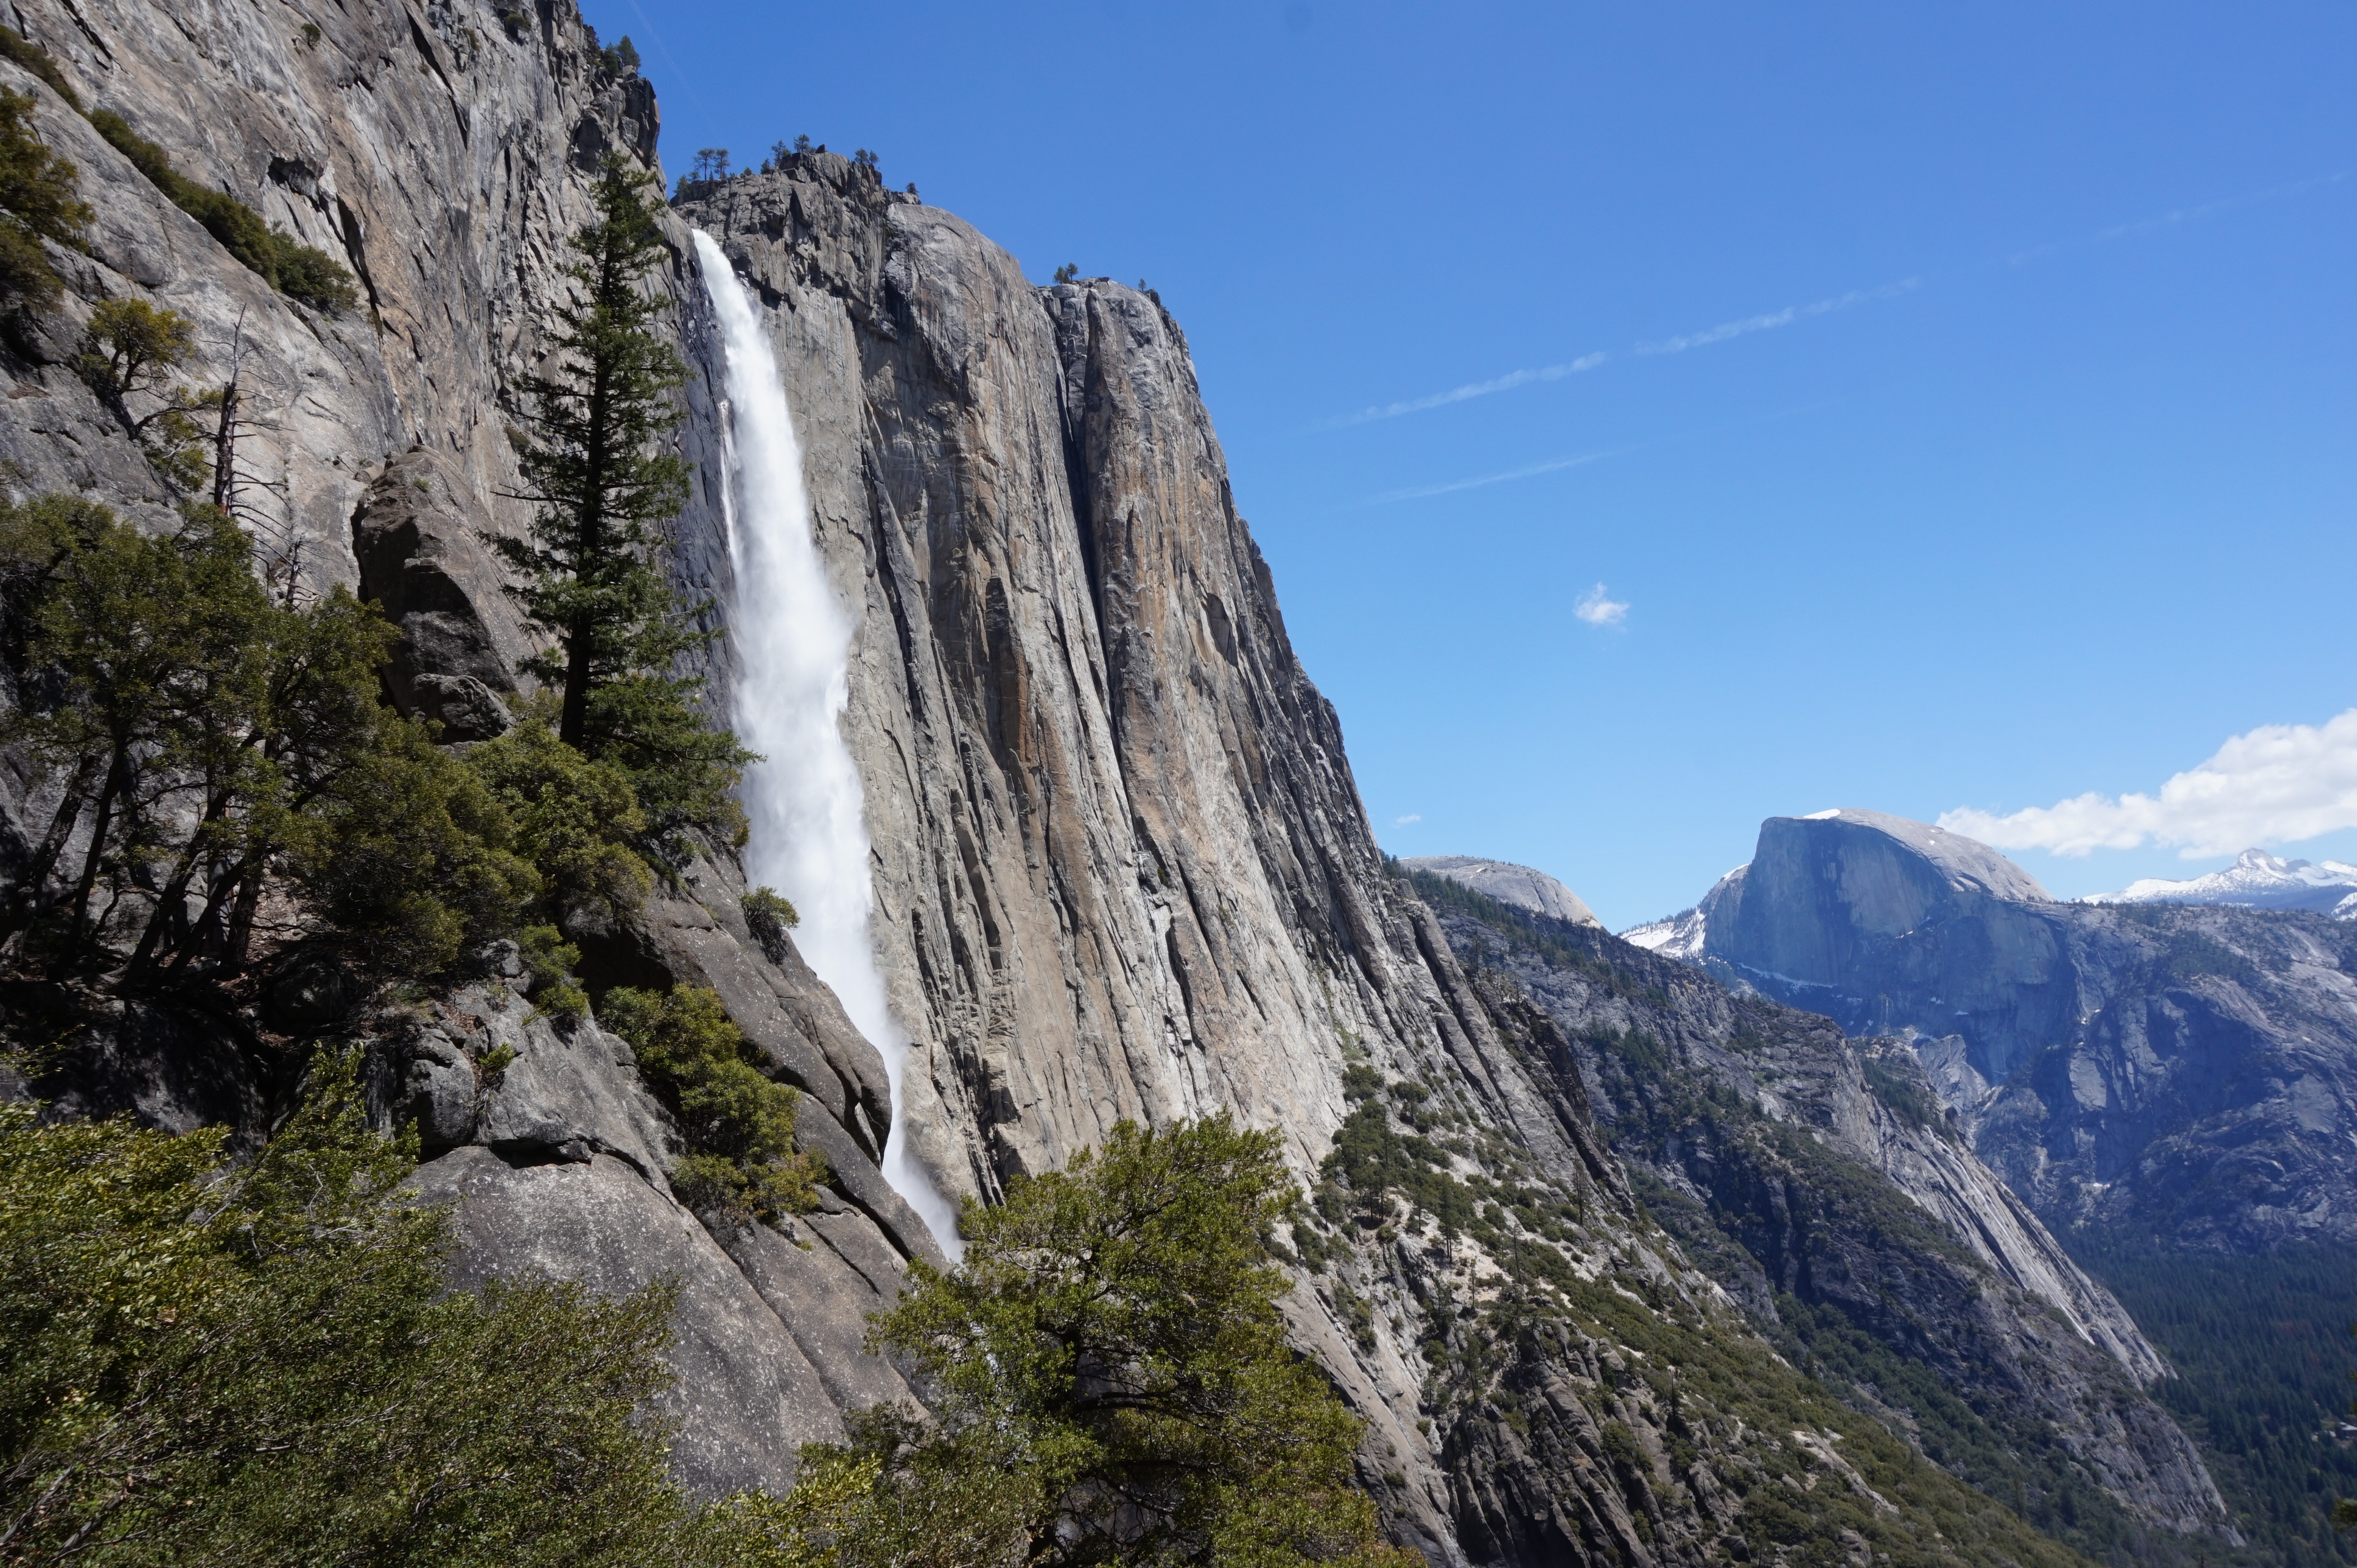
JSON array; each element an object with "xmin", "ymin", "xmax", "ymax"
[
  {"xmin": 2004, "ymin": 167, "xmax": 2353, "ymax": 267},
  {"xmin": 1318, "ymin": 163, "xmax": 2352, "ymax": 434},
  {"xmin": 1635, "ymin": 280, "xmax": 1919, "ymax": 356},
  {"xmin": 1940, "ymin": 709, "xmax": 2357, "ymax": 859},
  {"xmin": 1361, "ymin": 449, "xmax": 1618, "ymax": 506},
  {"xmin": 1573, "ymin": 584, "xmax": 1629, "ymax": 628},
  {"xmin": 1320, "ymin": 354, "xmax": 1609, "ymax": 429},
  {"xmin": 1322, "ymin": 281, "xmax": 1916, "ymax": 430},
  {"xmin": 1393, "ymin": 813, "xmax": 1422, "ymax": 826}
]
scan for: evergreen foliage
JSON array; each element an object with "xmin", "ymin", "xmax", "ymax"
[
  {"xmin": 0, "ymin": 83, "xmax": 89, "ymax": 310},
  {"xmin": 0, "ymin": 494, "xmax": 550, "ymax": 983},
  {"xmin": 2073, "ymin": 1237, "xmax": 2357, "ymax": 1567},
  {"xmin": 0, "ymin": 497, "xmax": 523, "ymax": 979},
  {"xmin": 0, "ymin": 1053, "xmax": 716, "ymax": 1566},
  {"xmin": 76, "ymin": 298, "xmax": 215, "ymax": 491},
  {"xmin": 85, "ymin": 110, "xmax": 356, "ymax": 315},
  {"xmin": 502, "ymin": 153, "xmax": 750, "ymax": 852},
  {"xmin": 600, "ymin": 984, "xmax": 825, "ymax": 1222},
  {"xmin": 463, "ymin": 711, "xmax": 651, "ymax": 928},
  {"xmin": 596, "ymin": 35, "xmax": 639, "ymax": 79},
  {"xmin": 767, "ymin": 1115, "xmax": 1414, "ymax": 1568},
  {"xmin": 0, "ymin": 27, "xmax": 79, "ymax": 108},
  {"xmin": 741, "ymin": 885, "xmax": 799, "ymax": 962}
]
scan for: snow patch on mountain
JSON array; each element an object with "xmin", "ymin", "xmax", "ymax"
[{"xmin": 2083, "ymin": 849, "xmax": 2357, "ymax": 918}]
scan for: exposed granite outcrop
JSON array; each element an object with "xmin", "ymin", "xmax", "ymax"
[
  {"xmin": 0, "ymin": 0, "xmax": 920, "ymax": 1499},
  {"xmin": 351, "ymin": 448, "xmax": 530, "ymax": 737},
  {"xmin": 1404, "ymin": 855, "xmax": 1605, "ymax": 928},
  {"xmin": 1414, "ymin": 869, "xmax": 2232, "ymax": 1541},
  {"xmin": 1673, "ymin": 810, "xmax": 2357, "ymax": 1251},
  {"xmin": 0, "ymin": 2, "xmax": 2246, "ymax": 1559}
]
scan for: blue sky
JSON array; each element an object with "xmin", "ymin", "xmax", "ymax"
[{"xmin": 595, "ymin": 1, "xmax": 2357, "ymax": 928}]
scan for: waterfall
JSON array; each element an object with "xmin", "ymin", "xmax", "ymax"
[{"xmin": 692, "ymin": 230, "xmax": 963, "ymax": 1261}]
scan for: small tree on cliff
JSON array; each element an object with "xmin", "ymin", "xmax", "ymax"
[
  {"xmin": 712, "ymin": 1116, "xmax": 1415, "ymax": 1568},
  {"xmin": 501, "ymin": 153, "xmax": 748, "ymax": 848}
]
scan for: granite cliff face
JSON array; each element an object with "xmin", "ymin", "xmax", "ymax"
[
  {"xmin": 1411, "ymin": 867, "xmax": 2230, "ymax": 1544},
  {"xmin": 0, "ymin": 2, "xmax": 2261, "ymax": 1560},
  {"xmin": 1651, "ymin": 810, "xmax": 2357, "ymax": 1253},
  {"xmin": 0, "ymin": 0, "xmax": 912, "ymax": 1502}
]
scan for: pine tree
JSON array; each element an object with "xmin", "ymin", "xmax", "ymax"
[
  {"xmin": 723, "ymin": 1116, "xmax": 1416, "ymax": 1568},
  {"xmin": 501, "ymin": 153, "xmax": 748, "ymax": 849}
]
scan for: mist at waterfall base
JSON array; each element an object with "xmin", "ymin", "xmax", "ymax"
[{"xmin": 693, "ymin": 231, "xmax": 964, "ymax": 1260}]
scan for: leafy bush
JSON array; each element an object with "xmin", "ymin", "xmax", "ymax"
[
  {"xmin": 518, "ymin": 923, "xmax": 589, "ymax": 1022},
  {"xmin": 76, "ymin": 298, "xmax": 214, "ymax": 489},
  {"xmin": 741, "ymin": 886, "xmax": 798, "ymax": 962},
  {"xmin": 601, "ymin": 984, "xmax": 825, "ymax": 1223},
  {"xmin": 86, "ymin": 108, "xmax": 357, "ymax": 314},
  {"xmin": 0, "ymin": 497, "xmax": 527, "ymax": 980},
  {"xmin": 463, "ymin": 714, "xmax": 650, "ymax": 928},
  {"xmin": 0, "ymin": 84, "xmax": 89, "ymax": 310},
  {"xmin": 0, "ymin": 26, "xmax": 79, "ymax": 107},
  {"xmin": 766, "ymin": 1115, "xmax": 1417, "ymax": 1568},
  {"xmin": 293, "ymin": 721, "xmax": 539, "ymax": 980},
  {"xmin": 0, "ymin": 1052, "xmax": 718, "ymax": 1566}
]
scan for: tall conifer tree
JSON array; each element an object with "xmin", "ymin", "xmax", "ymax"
[{"xmin": 502, "ymin": 153, "xmax": 747, "ymax": 846}]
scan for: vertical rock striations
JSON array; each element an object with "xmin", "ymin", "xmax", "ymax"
[{"xmin": 0, "ymin": 4, "xmax": 2251, "ymax": 1558}]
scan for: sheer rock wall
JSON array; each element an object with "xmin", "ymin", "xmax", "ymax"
[{"xmin": 0, "ymin": 2, "xmax": 2249, "ymax": 1559}]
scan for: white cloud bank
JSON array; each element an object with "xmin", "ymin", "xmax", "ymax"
[
  {"xmin": 1939, "ymin": 708, "xmax": 2357, "ymax": 858},
  {"xmin": 1574, "ymin": 584, "xmax": 1628, "ymax": 628}
]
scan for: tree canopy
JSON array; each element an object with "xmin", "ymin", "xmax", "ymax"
[
  {"xmin": 502, "ymin": 152, "xmax": 748, "ymax": 852},
  {"xmin": 0, "ymin": 1054, "xmax": 710, "ymax": 1567},
  {"xmin": 723, "ymin": 1115, "xmax": 1412, "ymax": 1568}
]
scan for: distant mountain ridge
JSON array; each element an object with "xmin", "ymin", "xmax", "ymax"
[
  {"xmin": 1398, "ymin": 855, "xmax": 1603, "ymax": 928},
  {"xmin": 1630, "ymin": 810, "xmax": 2357, "ymax": 1255},
  {"xmin": 2086, "ymin": 848, "xmax": 2357, "ymax": 918},
  {"xmin": 1402, "ymin": 866, "xmax": 2232, "ymax": 1546}
]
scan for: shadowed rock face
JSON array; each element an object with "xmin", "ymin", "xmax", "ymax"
[
  {"xmin": 1680, "ymin": 810, "xmax": 2357, "ymax": 1253},
  {"xmin": 674, "ymin": 170, "xmax": 1432, "ymax": 1208},
  {"xmin": 1706, "ymin": 811, "xmax": 2069, "ymax": 1085}
]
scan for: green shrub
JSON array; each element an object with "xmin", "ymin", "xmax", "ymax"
[
  {"xmin": 601, "ymin": 984, "xmax": 824, "ymax": 1223},
  {"xmin": 0, "ymin": 84, "xmax": 88, "ymax": 309},
  {"xmin": 811, "ymin": 1115, "xmax": 1416, "ymax": 1568},
  {"xmin": 517, "ymin": 923, "xmax": 588, "ymax": 1022},
  {"xmin": 0, "ymin": 25, "xmax": 78, "ymax": 107},
  {"xmin": 75, "ymin": 297, "xmax": 214, "ymax": 489},
  {"xmin": 87, "ymin": 108, "xmax": 358, "ymax": 315},
  {"xmin": 0, "ymin": 1053, "xmax": 718, "ymax": 1565},
  {"xmin": 267, "ymin": 228, "xmax": 360, "ymax": 312},
  {"xmin": 741, "ymin": 885, "xmax": 798, "ymax": 962},
  {"xmin": 0, "ymin": 497, "xmax": 535, "ymax": 979},
  {"xmin": 463, "ymin": 715, "xmax": 650, "ymax": 926}
]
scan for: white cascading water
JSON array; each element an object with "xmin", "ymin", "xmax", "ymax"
[{"xmin": 692, "ymin": 230, "xmax": 963, "ymax": 1259}]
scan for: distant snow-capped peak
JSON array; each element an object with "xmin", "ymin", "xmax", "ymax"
[{"xmin": 2082, "ymin": 848, "xmax": 2357, "ymax": 918}]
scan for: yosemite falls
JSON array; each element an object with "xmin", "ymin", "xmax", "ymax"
[{"xmin": 693, "ymin": 230, "xmax": 961, "ymax": 1256}]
